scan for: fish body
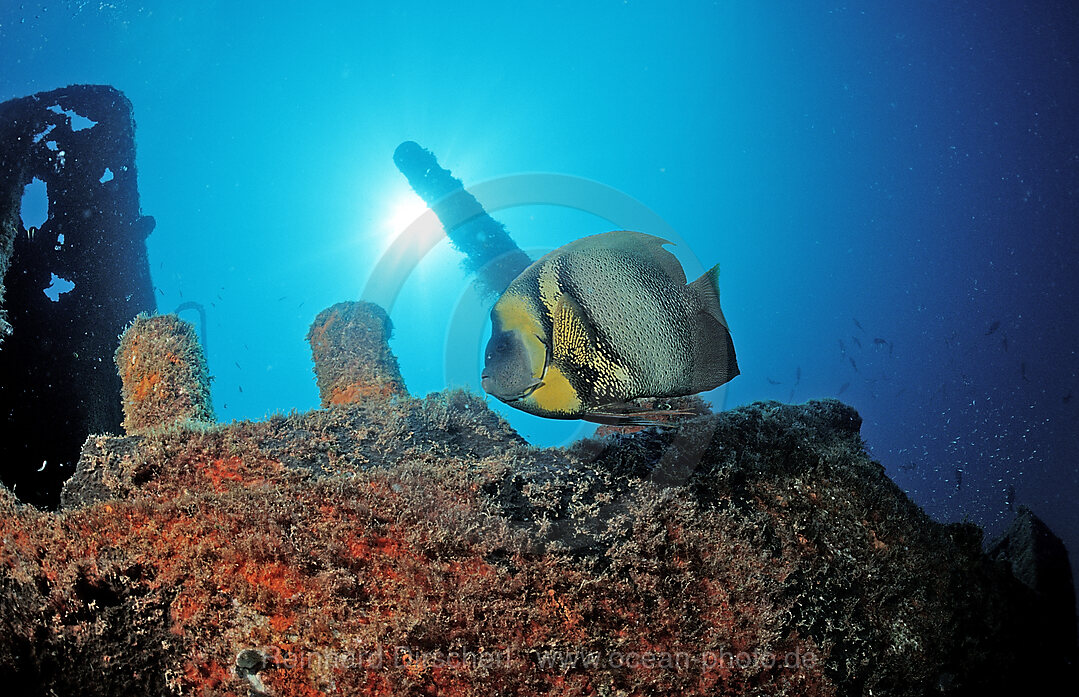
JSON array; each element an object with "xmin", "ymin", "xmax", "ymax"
[
  {"xmin": 986, "ymin": 320, "xmax": 1000, "ymax": 335},
  {"xmin": 481, "ymin": 231, "xmax": 738, "ymax": 421}
]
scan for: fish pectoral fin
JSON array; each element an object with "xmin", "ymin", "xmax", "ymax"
[
  {"xmin": 552, "ymin": 292, "xmax": 597, "ymax": 366},
  {"xmin": 582, "ymin": 403, "xmax": 700, "ymax": 427},
  {"xmin": 582, "ymin": 410, "xmax": 687, "ymax": 428},
  {"xmin": 505, "ymin": 377, "xmax": 545, "ymax": 402},
  {"xmin": 582, "ymin": 411, "xmax": 665, "ymax": 427}
]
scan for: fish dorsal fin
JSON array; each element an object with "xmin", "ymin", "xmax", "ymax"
[
  {"xmin": 566, "ymin": 231, "xmax": 687, "ymax": 285},
  {"xmin": 687, "ymin": 264, "xmax": 739, "ymax": 391},
  {"xmin": 552, "ymin": 292, "xmax": 597, "ymax": 367}
]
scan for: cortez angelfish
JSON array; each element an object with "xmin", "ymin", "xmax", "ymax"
[{"xmin": 481, "ymin": 231, "xmax": 738, "ymax": 424}]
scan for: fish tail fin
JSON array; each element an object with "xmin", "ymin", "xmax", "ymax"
[
  {"xmin": 688, "ymin": 264, "xmax": 739, "ymax": 390},
  {"xmin": 689, "ymin": 264, "xmax": 730, "ymax": 329}
]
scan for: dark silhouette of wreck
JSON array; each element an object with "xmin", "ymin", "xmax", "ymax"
[{"xmin": 0, "ymin": 85, "xmax": 156, "ymax": 507}]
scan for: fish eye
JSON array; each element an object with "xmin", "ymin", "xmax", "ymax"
[
  {"xmin": 486, "ymin": 331, "xmax": 513, "ymax": 361},
  {"xmin": 484, "ymin": 330, "xmax": 522, "ymax": 372}
]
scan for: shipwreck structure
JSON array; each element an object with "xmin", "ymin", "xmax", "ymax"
[
  {"xmin": 0, "ymin": 85, "xmax": 155, "ymax": 507},
  {"xmin": 393, "ymin": 140, "xmax": 532, "ymax": 298},
  {"xmin": 0, "ymin": 100, "xmax": 1074, "ymax": 694},
  {"xmin": 0, "ymin": 302, "xmax": 1072, "ymax": 696}
]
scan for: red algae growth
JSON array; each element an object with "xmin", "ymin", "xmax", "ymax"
[{"xmin": 0, "ymin": 302, "xmax": 1074, "ymax": 695}]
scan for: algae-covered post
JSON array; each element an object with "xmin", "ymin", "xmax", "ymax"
[
  {"xmin": 115, "ymin": 314, "xmax": 214, "ymax": 434},
  {"xmin": 307, "ymin": 300, "xmax": 407, "ymax": 407},
  {"xmin": 393, "ymin": 141, "xmax": 532, "ymax": 297}
]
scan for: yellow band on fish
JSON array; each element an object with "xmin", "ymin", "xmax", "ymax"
[
  {"xmin": 493, "ymin": 294, "xmax": 534, "ymax": 331},
  {"xmin": 525, "ymin": 364, "xmax": 582, "ymax": 415}
]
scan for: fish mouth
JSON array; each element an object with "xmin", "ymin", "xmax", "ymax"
[
  {"xmin": 481, "ymin": 335, "xmax": 550, "ymax": 403},
  {"xmin": 481, "ymin": 374, "xmax": 544, "ymax": 402}
]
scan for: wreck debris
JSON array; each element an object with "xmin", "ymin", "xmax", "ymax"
[
  {"xmin": 988, "ymin": 506, "xmax": 1078, "ymax": 655},
  {"xmin": 393, "ymin": 140, "xmax": 532, "ymax": 297},
  {"xmin": 116, "ymin": 313, "xmax": 214, "ymax": 434},
  {"xmin": 0, "ymin": 387, "xmax": 1075, "ymax": 695},
  {"xmin": 0, "ymin": 85, "xmax": 155, "ymax": 506},
  {"xmin": 307, "ymin": 300, "xmax": 407, "ymax": 407},
  {"xmin": 0, "ymin": 298, "xmax": 1073, "ymax": 695},
  {"xmin": 0, "ymin": 85, "xmax": 1073, "ymax": 691}
]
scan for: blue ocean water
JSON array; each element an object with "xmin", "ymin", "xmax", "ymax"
[{"xmin": 2, "ymin": 1, "xmax": 1077, "ymax": 594}]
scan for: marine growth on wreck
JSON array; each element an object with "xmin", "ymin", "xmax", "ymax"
[
  {"xmin": 0, "ymin": 296, "xmax": 1073, "ymax": 695},
  {"xmin": 1, "ymin": 82, "xmax": 1076, "ymax": 696}
]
